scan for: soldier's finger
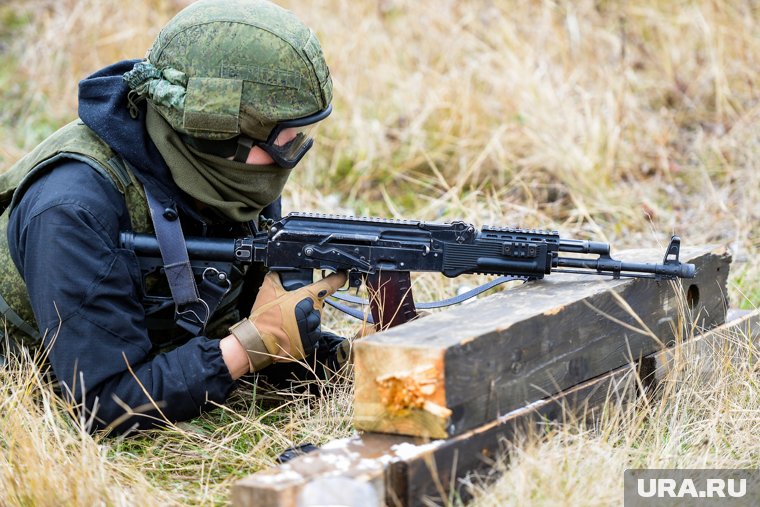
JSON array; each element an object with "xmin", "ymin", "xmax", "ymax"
[{"xmin": 310, "ymin": 271, "xmax": 348, "ymax": 298}]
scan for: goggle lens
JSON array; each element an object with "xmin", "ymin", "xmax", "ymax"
[
  {"xmin": 256, "ymin": 123, "xmax": 320, "ymax": 169},
  {"xmin": 181, "ymin": 105, "xmax": 332, "ymax": 169}
]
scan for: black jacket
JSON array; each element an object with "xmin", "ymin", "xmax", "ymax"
[{"xmin": 7, "ymin": 60, "xmax": 265, "ymax": 434}]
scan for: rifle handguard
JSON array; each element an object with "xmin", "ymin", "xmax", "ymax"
[{"xmin": 229, "ymin": 318, "xmax": 273, "ymax": 372}]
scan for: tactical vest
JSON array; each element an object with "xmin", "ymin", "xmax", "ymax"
[
  {"xmin": 1, "ymin": 120, "xmax": 255, "ymax": 355},
  {"xmin": 0, "ymin": 120, "xmax": 153, "ymax": 349}
]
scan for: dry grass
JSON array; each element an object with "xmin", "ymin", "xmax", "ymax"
[
  {"xmin": 1, "ymin": 0, "xmax": 759, "ymax": 505},
  {"xmin": 0, "ymin": 345, "xmax": 174, "ymax": 506},
  {"xmin": 0, "ymin": 341, "xmax": 355, "ymax": 505}
]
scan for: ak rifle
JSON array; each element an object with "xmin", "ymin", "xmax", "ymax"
[{"xmin": 121, "ymin": 212, "xmax": 696, "ymax": 330}]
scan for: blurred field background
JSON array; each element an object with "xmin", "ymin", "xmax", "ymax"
[{"xmin": 0, "ymin": 0, "xmax": 758, "ymax": 505}]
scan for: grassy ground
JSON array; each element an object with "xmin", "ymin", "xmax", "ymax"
[{"xmin": 1, "ymin": 0, "xmax": 758, "ymax": 505}]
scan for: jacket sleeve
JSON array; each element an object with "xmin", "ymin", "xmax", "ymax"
[{"xmin": 8, "ymin": 161, "xmax": 236, "ymax": 434}]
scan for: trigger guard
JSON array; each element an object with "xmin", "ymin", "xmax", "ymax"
[{"xmin": 277, "ymin": 268, "xmax": 314, "ymax": 291}]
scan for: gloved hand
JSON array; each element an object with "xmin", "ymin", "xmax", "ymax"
[
  {"xmin": 228, "ymin": 271, "xmax": 347, "ymax": 372},
  {"xmin": 318, "ymin": 331, "xmax": 352, "ymax": 373}
]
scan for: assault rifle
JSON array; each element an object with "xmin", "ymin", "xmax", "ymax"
[{"xmin": 121, "ymin": 212, "xmax": 695, "ymax": 331}]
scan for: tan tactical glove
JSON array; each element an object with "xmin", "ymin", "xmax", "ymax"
[{"xmin": 229, "ymin": 271, "xmax": 347, "ymax": 372}]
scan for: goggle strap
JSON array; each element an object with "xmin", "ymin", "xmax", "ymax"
[{"xmin": 234, "ymin": 136, "xmax": 255, "ymax": 163}]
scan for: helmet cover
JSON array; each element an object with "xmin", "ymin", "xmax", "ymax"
[{"xmin": 125, "ymin": 0, "xmax": 332, "ymax": 141}]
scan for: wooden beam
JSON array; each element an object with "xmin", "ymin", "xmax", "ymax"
[
  {"xmin": 386, "ymin": 308, "xmax": 760, "ymax": 507},
  {"xmin": 232, "ymin": 359, "xmax": 642, "ymax": 507},
  {"xmin": 231, "ymin": 309, "xmax": 759, "ymax": 507},
  {"xmin": 232, "ymin": 432, "xmax": 402, "ymax": 507},
  {"xmin": 354, "ymin": 246, "xmax": 731, "ymax": 438}
]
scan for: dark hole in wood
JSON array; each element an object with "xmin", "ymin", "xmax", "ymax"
[{"xmin": 686, "ymin": 284, "xmax": 700, "ymax": 309}]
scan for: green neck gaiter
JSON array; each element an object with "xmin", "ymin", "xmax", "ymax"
[{"xmin": 145, "ymin": 105, "xmax": 292, "ymax": 223}]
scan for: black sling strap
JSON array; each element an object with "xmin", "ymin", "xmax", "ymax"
[{"xmin": 144, "ymin": 190, "xmax": 230, "ymax": 335}]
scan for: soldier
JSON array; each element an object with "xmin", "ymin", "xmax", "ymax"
[{"xmin": 0, "ymin": 0, "xmax": 347, "ymax": 434}]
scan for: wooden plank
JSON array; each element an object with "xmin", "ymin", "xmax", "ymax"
[
  {"xmin": 232, "ymin": 432, "xmax": 406, "ymax": 507},
  {"xmin": 231, "ymin": 358, "xmax": 642, "ymax": 507},
  {"xmin": 354, "ymin": 246, "xmax": 731, "ymax": 438},
  {"xmin": 231, "ymin": 309, "xmax": 759, "ymax": 507},
  {"xmin": 389, "ymin": 308, "xmax": 760, "ymax": 507}
]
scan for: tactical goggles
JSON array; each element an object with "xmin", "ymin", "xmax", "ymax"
[{"xmin": 181, "ymin": 105, "xmax": 332, "ymax": 169}]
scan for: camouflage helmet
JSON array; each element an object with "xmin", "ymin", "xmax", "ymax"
[{"xmin": 124, "ymin": 0, "xmax": 332, "ymax": 141}]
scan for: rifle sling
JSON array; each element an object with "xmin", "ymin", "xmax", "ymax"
[
  {"xmin": 145, "ymin": 190, "xmax": 231, "ymax": 335},
  {"xmin": 327, "ymin": 274, "xmax": 526, "ymax": 324}
]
